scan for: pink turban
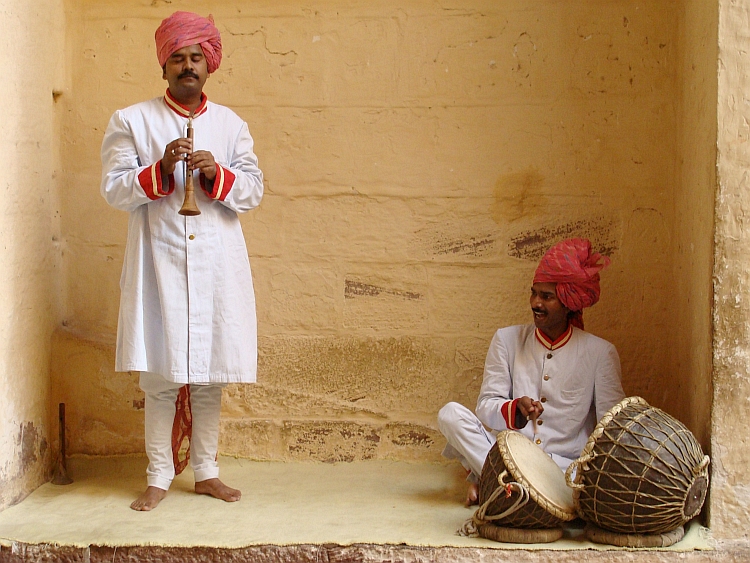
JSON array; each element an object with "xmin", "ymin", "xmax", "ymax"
[
  {"xmin": 155, "ymin": 11, "xmax": 222, "ymax": 74},
  {"xmin": 533, "ymin": 238, "xmax": 611, "ymax": 330}
]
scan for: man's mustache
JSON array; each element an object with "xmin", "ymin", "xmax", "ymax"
[{"xmin": 178, "ymin": 71, "xmax": 199, "ymax": 80}]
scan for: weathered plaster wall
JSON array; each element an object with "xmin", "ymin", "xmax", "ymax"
[
  {"xmin": 712, "ymin": 0, "xmax": 750, "ymax": 541},
  {"xmin": 0, "ymin": 1, "xmax": 65, "ymax": 510},
  {"xmin": 54, "ymin": 0, "xmax": 687, "ymax": 465}
]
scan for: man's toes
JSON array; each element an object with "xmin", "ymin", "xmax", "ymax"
[{"xmin": 465, "ymin": 483, "xmax": 479, "ymax": 506}]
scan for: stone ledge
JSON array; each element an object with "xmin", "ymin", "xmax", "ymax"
[{"xmin": 1, "ymin": 542, "xmax": 748, "ymax": 563}]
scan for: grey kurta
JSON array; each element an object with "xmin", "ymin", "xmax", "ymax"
[
  {"xmin": 476, "ymin": 324, "xmax": 625, "ymax": 468},
  {"xmin": 440, "ymin": 324, "xmax": 625, "ymax": 474}
]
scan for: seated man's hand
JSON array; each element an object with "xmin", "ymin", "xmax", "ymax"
[{"xmin": 517, "ymin": 396, "xmax": 544, "ymax": 423}]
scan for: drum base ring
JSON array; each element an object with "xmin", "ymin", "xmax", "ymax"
[
  {"xmin": 478, "ymin": 523, "xmax": 564, "ymax": 544},
  {"xmin": 584, "ymin": 524, "xmax": 685, "ymax": 548}
]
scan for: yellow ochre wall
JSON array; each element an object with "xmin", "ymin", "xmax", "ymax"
[
  {"xmin": 674, "ymin": 1, "xmax": 716, "ymax": 451},
  {"xmin": 0, "ymin": 0, "xmax": 65, "ymax": 507},
  {"xmin": 3, "ymin": 0, "xmax": 743, "ymax": 538},
  {"xmin": 57, "ymin": 0, "xmax": 684, "ymax": 461}
]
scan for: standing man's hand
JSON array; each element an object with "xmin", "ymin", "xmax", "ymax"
[
  {"xmin": 517, "ymin": 396, "xmax": 544, "ymax": 424},
  {"xmin": 191, "ymin": 150, "xmax": 217, "ymax": 181},
  {"xmin": 161, "ymin": 137, "xmax": 192, "ymax": 176}
]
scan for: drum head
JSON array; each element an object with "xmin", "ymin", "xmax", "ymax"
[{"xmin": 500, "ymin": 431, "xmax": 575, "ymax": 518}]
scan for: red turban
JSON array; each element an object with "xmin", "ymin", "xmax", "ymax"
[
  {"xmin": 533, "ymin": 238, "xmax": 610, "ymax": 330},
  {"xmin": 155, "ymin": 11, "xmax": 222, "ymax": 74}
]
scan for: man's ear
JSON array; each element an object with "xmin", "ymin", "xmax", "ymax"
[{"xmin": 162, "ymin": 66, "xmax": 167, "ymax": 80}]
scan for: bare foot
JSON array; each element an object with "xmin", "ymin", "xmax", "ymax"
[
  {"xmin": 130, "ymin": 486, "xmax": 167, "ymax": 511},
  {"xmin": 465, "ymin": 482, "xmax": 479, "ymax": 507},
  {"xmin": 195, "ymin": 478, "xmax": 241, "ymax": 502}
]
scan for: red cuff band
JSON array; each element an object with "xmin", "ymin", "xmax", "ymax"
[
  {"xmin": 501, "ymin": 399, "xmax": 520, "ymax": 430},
  {"xmin": 138, "ymin": 161, "xmax": 174, "ymax": 200},
  {"xmin": 200, "ymin": 163, "xmax": 235, "ymax": 201}
]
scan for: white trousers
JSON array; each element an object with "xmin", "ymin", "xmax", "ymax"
[
  {"xmin": 437, "ymin": 402, "xmax": 496, "ymax": 483},
  {"xmin": 140, "ymin": 372, "xmax": 225, "ymax": 490}
]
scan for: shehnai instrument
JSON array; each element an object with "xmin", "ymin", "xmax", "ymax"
[{"xmin": 178, "ymin": 114, "xmax": 200, "ymax": 216}]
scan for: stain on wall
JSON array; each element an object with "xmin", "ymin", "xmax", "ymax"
[
  {"xmin": 411, "ymin": 218, "xmax": 500, "ymax": 263},
  {"xmin": 493, "ymin": 169, "xmax": 547, "ymax": 224},
  {"xmin": 508, "ymin": 217, "xmax": 620, "ymax": 261},
  {"xmin": 19, "ymin": 423, "xmax": 45, "ymax": 472},
  {"xmin": 433, "ymin": 236, "xmax": 496, "ymax": 257},
  {"xmin": 221, "ymin": 419, "xmax": 441, "ymax": 463},
  {"xmin": 345, "ymin": 280, "xmax": 422, "ymax": 301},
  {"xmin": 285, "ymin": 422, "xmax": 382, "ymax": 462},
  {"xmin": 0, "ymin": 421, "xmax": 52, "ymax": 509}
]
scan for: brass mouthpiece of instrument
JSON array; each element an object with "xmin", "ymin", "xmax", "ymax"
[{"xmin": 178, "ymin": 115, "xmax": 201, "ymax": 216}]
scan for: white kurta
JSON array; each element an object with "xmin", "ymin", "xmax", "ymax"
[
  {"xmin": 475, "ymin": 324, "xmax": 625, "ymax": 468},
  {"xmin": 101, "ymin": 94, "xmax": 263, "ymax": 384}
]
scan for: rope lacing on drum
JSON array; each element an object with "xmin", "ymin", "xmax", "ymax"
[
  {"xmin": 458, "ymin": 470, "xmax": 530, "ymax": 537},
  {"xmin": 568, "ymin": 396, "xmax": 711, "ymax": 534}
]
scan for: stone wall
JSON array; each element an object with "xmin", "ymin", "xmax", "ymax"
[
  {"xmin": 54, "ymin": 0, "xmax": 685, "ymax": 464},
  {"xmin": 712, "ymin": 0, "xmax": 750, "ymax": 541},
  {"xmin": 673, "ymin": 0, "xmax": 717, "ymax": 451},
  {"xmin": 0, "ymin": 0, "xmax": 65, "ymax": 510}
]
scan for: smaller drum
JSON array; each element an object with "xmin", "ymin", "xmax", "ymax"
[
  {"xmin": 471, "ymin": 430, "xmax": 576, "ymax": 542},
  {"xmin": 566, "ymin": 396, "xmax": 709, "ymax": 538}
]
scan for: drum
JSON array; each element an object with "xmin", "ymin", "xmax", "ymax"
[
  {"xmin": 473, "ymin": 430, "xmax": 576, "ymax": 541},
  {"xmin": 565, "ymin": 396, "xmax": 710, "ymax": 536}
]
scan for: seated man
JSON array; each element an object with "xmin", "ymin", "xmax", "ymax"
[{"xmin": 438, "ymin": 238, "xmax": 625, "ymax": 505}]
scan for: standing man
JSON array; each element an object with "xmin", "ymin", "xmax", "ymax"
[
  {"xmin": 101, "ymin": 11, "xmax": 264, "ymax": 511},
  {"xmin": 438, "ymin": 238, "xmax": 625, "ymax": 505}
]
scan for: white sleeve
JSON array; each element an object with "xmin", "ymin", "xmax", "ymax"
[
  {"xmin": 594, "ymin": 343, "xmax": 626, "ymax": 422},
  {"xmin": 100, "ymin": 110, "xmax": 166, "ymax": 212},
  {"xmin": 210, "ymin": 121, "xmax": 264, "ymax": 214},
  {"xmin": 476, "ymin": 330, "xmax": 514, "ymax": 431}
]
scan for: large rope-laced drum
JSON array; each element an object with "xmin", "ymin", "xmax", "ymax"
[
  {"xmin": 470, "ymin": 430, "xmax": 576, "ymax": 543},
  {"xmin": 565, "ymin": 396, "xmax": 709, "ymax": 546}
]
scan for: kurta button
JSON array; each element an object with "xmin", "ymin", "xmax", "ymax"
[
  {"xmin": 546, "ymin": 353, "xmax": 552, "ymax": 359},
  {"xmin": 538, "ymin": 419, "xmax": 544, "ymax": 425},
  {"xmin": 189, "ymin": 234, "xmax": 195, "ymax": 240},
  {"xmin": 540, "ymin": 397, "xmax": 547, "ymax": 403},
  {"xmin": 543, "ymin": 375, "xmax": 550, "ymax": 381},
  {"xmin": 535, "ymin": 438, "xmax": 542, "ymax": 445}
]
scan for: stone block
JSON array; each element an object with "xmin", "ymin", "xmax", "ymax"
[
  {"xmin": 219, "ymin": 419, "xmax": 284, "ymax": 460},
  {"xmin": 258, "ymin": 335, "xmax": 457, "ymax": 416},
  {"xmin": 282, "ymin": 420, "xmax": 382, "ymax": 462},
  {"xmin": 252, "ymin": 258, "xmax": 340, "ymax": 333},
  {"xmin": 50, "ymin": 330, "xmax": 142, "ymax": 455}
]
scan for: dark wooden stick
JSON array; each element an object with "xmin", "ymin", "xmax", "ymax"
[{"xmin": 51, "ymin": 403, "xmax": 73, "ymax": 485}]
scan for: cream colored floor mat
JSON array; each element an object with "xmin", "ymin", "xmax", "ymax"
[{"xmin": 0, "ymin": 456, "xmax": 710, "ymax": 550}]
